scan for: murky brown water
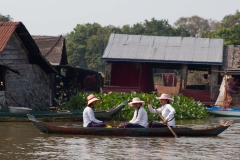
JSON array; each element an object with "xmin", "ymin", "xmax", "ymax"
[{"xmin": 0, "ymin": 117, "xmax": 240, "ymax": 160}]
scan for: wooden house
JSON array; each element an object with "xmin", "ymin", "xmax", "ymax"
[
  {"xmin": 0, "ymin": 22, "xmax": 57, "ymax": 110},
  {"xmin": 32, "ymin": 35, "xmax": 103, "ymax": 101},
  {"xmin": 217, "ymin": 45, "xmax": 240, "ymax": 106},
  {"xmin": 101, "ymin": 34, "xmax": 225, "ymax": 106}
]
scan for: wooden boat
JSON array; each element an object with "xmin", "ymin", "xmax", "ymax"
[
  {"xmin": 28, "ymin": 114, "xmax": 232, "ymax": 137},
  {"xmin": 8, "ymin": 106, "xmax": 32, "ymax": 114},
  {"xmin": 0, "ymin": 101, "xmax": 126, "ymax": 122},
  {"xmin": 206, "ymin": 106, "xmax": 240, "ymax": 117}
]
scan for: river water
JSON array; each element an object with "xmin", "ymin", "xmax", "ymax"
[{"xmin": 0, "ymin": 117, "xmax": 240, "ymax": 160}]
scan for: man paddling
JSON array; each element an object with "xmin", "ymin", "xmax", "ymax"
[{"xmin": 147, "ymin": 93, "xmax": 176, "ymax": 128}]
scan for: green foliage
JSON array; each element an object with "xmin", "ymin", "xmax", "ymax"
[
  {"xmin": 172, "ymin": 94, "xmax": 210, "ymax": 119},
  {"xmin": 200, "ymin": 10, "xmax": 240, "ymax": 45},
  {"xmin": 174, "ymin": 15, "xmax": 211, "ymax": 37},
  {"xmin": 201, "ymin": 24, "xmax": 240, "ymax": 45},
  {"xmin": 221, "ymin": 10, "xmax": 240, "ymax": 28},
  {"xmin": 59, "ymin": 92, "xmax": 210, "ymax": 121},
  {"xmin": 0, "ymin": 13, "xmax": 13, "ymax": 22},
  {"xmin": 58, "ymin": 92, "xmax": 87, "ymax": 111},
  {"xmin": 66, "ymin": 23, "xmax": 112, "ymax": 71}
]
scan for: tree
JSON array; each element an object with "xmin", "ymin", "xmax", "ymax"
[
  {"xmin": 85, "ymin": 27, "xmax": 111, "ymax": 71},
  {"xmin": 201, "ymin": 24, "xmax": 240, "ymax": 45},
  {"xmin": 66, "ymin": 18, "xmax": 190, "ymax": 71},
  {"xmin": 174, "ymin": 15, "xmax": 212, "ymax": 37},
  {"xmin": 0, "ymin": 13, "xmax": 13, "ymax": 22},
  {"xmin": 122, "ymin": 18, "xmax": 189, "ymax": 37},
  {"xmin": 221, "ymin": 10, "xmax": 240, "ymax": 28},
  {"xmin": 143, "ymin": 18, "xmax": 172, "ymax": 36},
  {"xmin": 130, "ymin": 23, "xmax": 145, "ymax": 35},
  {"xmin": 66, "ymin": 24, "xmax": 89, "ymax": 68},
  {"xmin": 66, "ymin": 23, "xmax": 114, "ymax": 71}
]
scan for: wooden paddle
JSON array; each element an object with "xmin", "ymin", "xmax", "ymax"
[{"xmin": 147, "ymin": 98, "xmax": 178, "ymax": 138}]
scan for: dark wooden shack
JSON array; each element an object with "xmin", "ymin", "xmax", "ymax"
[
  {"xmin": 32, "ymin": 35, "xmax": 103, "ymax": 102},
  {"xmin": 0, "ymin": 22, "xmax": 57, "ymax": 110}
]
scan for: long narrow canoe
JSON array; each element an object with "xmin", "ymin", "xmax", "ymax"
[
  {"xmin": 206, "ymin": 106, "xmax": 240, "ymax": 117},
  {"xmin": 0, "ymin": 101, "xmax": 126, "ymax": 122},
  {"xmin": 28, "ymin": 114, "xmax": 232, "ymax": 137}
]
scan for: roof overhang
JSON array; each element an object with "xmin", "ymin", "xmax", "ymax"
[{"xmin": 101, "ymin": 58, "xmax": 222, "ymax": 65}]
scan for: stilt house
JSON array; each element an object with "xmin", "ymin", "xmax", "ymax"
[{"xmin": 102, "ymin": 34, "xmax": 224, "ymax": 105}]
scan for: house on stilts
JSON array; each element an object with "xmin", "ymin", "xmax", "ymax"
[{"xmin": 101, "ymin": 33, "xmax": 226, "ymax": 106}]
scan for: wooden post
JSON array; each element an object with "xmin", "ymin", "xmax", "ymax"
[
  {"xmin": 181, "ymin": 64, "xmax": 188, "ymax": 89},
  {"xmin": 210, "ymin": 65, "xmax": 219, "ymax": 100},
  {"xmin": 179, "ymin": 67, "xmax": 183, "ymax": 90}
]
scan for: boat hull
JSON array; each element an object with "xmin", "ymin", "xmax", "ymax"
[
  {"xmin": 8, "ymin": 106, "xmax": 32, "ymax": 114},
  {"xmin": 0, "ymin": 101, "xmax": 126, "ymax": 122},
  {"xmin": 28, "ymin": 114, "xmax": 232, "ymax": 137},
  {"xmin": 207, "ymin": 107, "xmax": 240, "ymax": 117}
]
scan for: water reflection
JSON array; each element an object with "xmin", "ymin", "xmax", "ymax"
[{"xmin": 0, "ymin": 118, "xmax": 240, "ymax": 159}]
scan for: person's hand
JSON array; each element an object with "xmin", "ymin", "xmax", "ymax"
[
  {"xmin": 118, "ymin": 122, "xmax": 125, "ymax": 128},
  {"xmin": 163, "ymin": 120, "xmax": 168, "ymax": 125},
  {"xmin": 147, "ymin": 98, "xmax": 151, "ymax": 105}
]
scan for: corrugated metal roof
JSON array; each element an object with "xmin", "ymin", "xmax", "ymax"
[
  {"xmin": 102, "ymin": 34, "xmax": 224, "ymax": 65},
  {"xmin": 0, "ymin": 22, "xmax": 19, "ymax": 52}
]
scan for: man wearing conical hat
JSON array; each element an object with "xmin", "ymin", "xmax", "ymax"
[
  {"xmin": 147, "ymin": 93, "xmax": 176, "ymax": 128},
  {"xmin": 118, "ymin": 97, "xmax": 148, "ymax": 128},
  {"xmin": 83, "ymin": 94, "xmax": 106, "ymax": 127}
]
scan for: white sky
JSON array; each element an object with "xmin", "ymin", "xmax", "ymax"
[{"xmin": 1, "ymin": 0, "xmax": 240, "ymax": 36}]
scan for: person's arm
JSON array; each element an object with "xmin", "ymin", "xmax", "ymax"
[
  {"xmin": 147, "ymin": 98, "xmax": 161, "ymax": 113},
  {"xmin": 88, "ymin": 108, "xmax": 102, "ymax": 123},
  {"xmin": 227, "ymin": 82, "xmax": 237, "ymax": 93},
  {"xmin": 165, "ymin": 104, "xmax": 176, "ymax": 121},
  {"xmin": 130, "ymin": 108, "xmax": 144, "ymax": 124},
  {"xmin": 129, "ymin": 110, "xmax": 137, "ymax": 123},
  {"xmin": 148, "ymin": 104, "xmax": 161, "ymax": 113}
]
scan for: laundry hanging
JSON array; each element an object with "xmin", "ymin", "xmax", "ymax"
[{"xmin": 162, "ymin": 73, "xmax": 177, "ymax": 87}]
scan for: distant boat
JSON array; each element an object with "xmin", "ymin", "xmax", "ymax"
[
  {"xmin": 28, "ymin": 114, "xmax": 232, "ymax": 137},
  {"xmin": 206, "ymin": 106, "xmax": 240, "ymax": 117},
  {"xmin": 0, "ymin": 101, "xmax": 127, "ymax": 122}
]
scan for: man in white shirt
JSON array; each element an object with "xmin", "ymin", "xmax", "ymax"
[
  {"xmin": 118, "ymin": 97, "xmax": 148, "ymax": 128},
  {"xmin": 83, "ymin": 94, "xmax": 106, "ymax": 127},
  {"xmin": 147, "ymin": 93, "xmax": 176, "ymax": 127}
]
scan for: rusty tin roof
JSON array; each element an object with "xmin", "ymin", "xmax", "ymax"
[{"xmin": 0, "ymin": 22, "xmax": 57, "ymax": 73}]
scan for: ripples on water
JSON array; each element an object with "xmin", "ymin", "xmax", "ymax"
[{"xmin": 0, "ymin": 118, "xmax": 240, "ymax": 160}]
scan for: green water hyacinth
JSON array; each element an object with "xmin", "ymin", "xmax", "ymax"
[{"xmin": 59, "ymin": 92, "xmax": 211, "ymax": 120}]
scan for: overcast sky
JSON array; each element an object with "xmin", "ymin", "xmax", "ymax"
[{"xmin": 1, "ymin": 0, "xmax": 240, "ymax": 36}]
